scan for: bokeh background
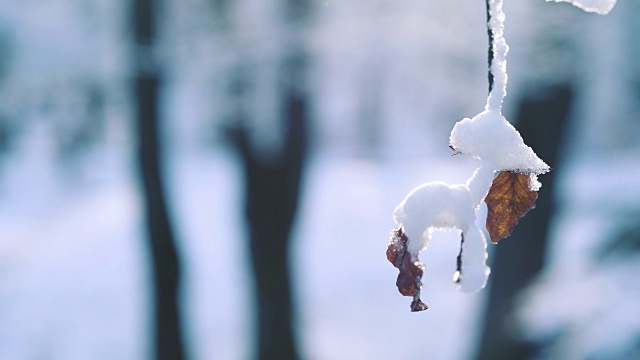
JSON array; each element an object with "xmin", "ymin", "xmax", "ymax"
[{"xmin": 0, "ymin": 0, "xmax": 638, "ymax": 359}]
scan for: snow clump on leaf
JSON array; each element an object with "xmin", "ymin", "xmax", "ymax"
[{"xmin": 449, "ymin": 110, "xmax": 550, "ymax": 174}]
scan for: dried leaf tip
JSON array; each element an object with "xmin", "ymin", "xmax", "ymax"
[
  {"xmin": 410, "ymin": 297, "xmax": 428, "ymax": 312},
  {"xmin": 387, "ymin": 227, "xmax": 428, "ymax": 312}
]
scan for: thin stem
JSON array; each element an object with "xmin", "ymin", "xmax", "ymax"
[
  {"xmin": 486, "ymin": 0, "xmax": 494, "ymax": 94},
  {"xmin": 454, "ymin": 232, "xmax": 464, "ymax": 283}
]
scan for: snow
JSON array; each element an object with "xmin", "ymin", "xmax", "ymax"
[
  {"xmin": 450, "ymin": 110, "xmax": 550, "ymax": 174},
  {"xmin": 548, "ymin": 0, "xmax": 617, "ymax": 15},
  {"xmin": 468, "ymin": 0, "xmax": 546, "ymax": 175},
  {"xmin": 456, "ymin": 225, "xmax": 491, "ymax": 293},
  {"xmin": 486, "ymin": 0, "xmax": 509, "ymax": 112},
  {"xmin": 392, "ymin": 166, "xmax": 492, "ymax": 293},
  {"xmin": 394, "ymin": 182, "xmax": 472, "ymax": 253},
  {"xmin": 465, "ymin": 166, "xmax": 495, "ymax": 208},
  {"xmin": 0, "ymin": 145, "xmax": 146, "ymax": 359},
  {"xmin": 392, "ymin": 0, "xmax": 549, "ymax": 294}
]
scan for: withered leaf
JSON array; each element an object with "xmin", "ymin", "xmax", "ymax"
[
  {"xmin": 387, "ymin": 228, "xmax": 428, "ymax": 312},
  {"xmin": 485, "ymin": 171, "xmax": 538, "ymax": 243}
]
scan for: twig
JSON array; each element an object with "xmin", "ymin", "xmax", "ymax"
[{"xmin": 486, "ymin": 0, "xmax": 494, "ymax": 94}]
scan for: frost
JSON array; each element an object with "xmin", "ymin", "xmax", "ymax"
[{"xmin": 547, "ymin": 0, "xmax": 617, "ymax": 15}]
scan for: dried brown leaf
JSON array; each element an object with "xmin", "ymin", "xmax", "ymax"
[
  {"xmin": 387, "ymin": 228, "xmax": 428, "ymax": 312},
  {"xmin": 485, "ymin": 171, "xmax": 538, "ymax": 243}
]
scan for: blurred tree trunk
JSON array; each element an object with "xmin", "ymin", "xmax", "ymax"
[
  {"xmin": 231, "ymin": 88, "xmax": 307, "ymax": 359},
  {"xmin": 228, "ymin": 2, "xmax": 310, "ymax": 358},
  {"xmin": 133, "ymin": 0, "xmax": 187, "ymax": 359},
  {"xmin": 0, "ymin": 33, "xmax": 12, "ymax": 155},
  {"xmin": 475, "ymin": 85, "xmax": 573, "ymax": 360}
]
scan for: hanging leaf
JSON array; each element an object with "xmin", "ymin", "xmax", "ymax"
[
  {"xmin": 485, "ymin": 171, "xmax": 538, "ymax": 243},
  {"xmin": 387, "ymin": 228, "xmax": 428, "ymax": 312}
]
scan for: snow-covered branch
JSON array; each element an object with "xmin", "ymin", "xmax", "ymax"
[{"xmin": 548, "ymin": 0, "xmax": 617, "ymax": 15}]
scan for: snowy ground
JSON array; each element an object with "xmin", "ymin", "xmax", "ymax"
[
  {"xmin": 0, "ymin": 125, "xmax": 639, "ymax": 360},
  {"xmin": 0, "ymin": 142, "xmax": 491, "ymax": 360},
  {"xmin": 165, "ymin": 149, "xmax": 490, "ymax": 360},
  {"xmin": 0, "ymin": 141, "xmax": 147, "ymax": 359},
  {"xmin": 514, "ymin": 153, "xmax": 640, "ymax": 360}
]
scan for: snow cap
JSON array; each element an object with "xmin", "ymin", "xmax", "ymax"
[{"xmin": 449, "ymin": 110, "xmax": 550, "ymax": 174}]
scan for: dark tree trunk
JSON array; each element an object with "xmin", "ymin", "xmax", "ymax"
[
  {"xmin": 475, "ymin": 85, "xmax": 574, "ymax": 360},
  {"xmin": 213, "ymin": 0, "xmax": 312, "ymax": 357},
  {"xmin": 133, "ymin": 1, "xmax": 187, "ymax": 359},
  {"xmin": 225, "ymin": 1, "xmax": 310, "ymax": 358},
  {"xmin": 230, "ymin": 90, "xmax": 307, "ymax": 360}
]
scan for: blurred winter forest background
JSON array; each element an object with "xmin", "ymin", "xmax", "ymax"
[{"xmin": 0, "ymin": 0, "xmax": 639, "ymax": 359}]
